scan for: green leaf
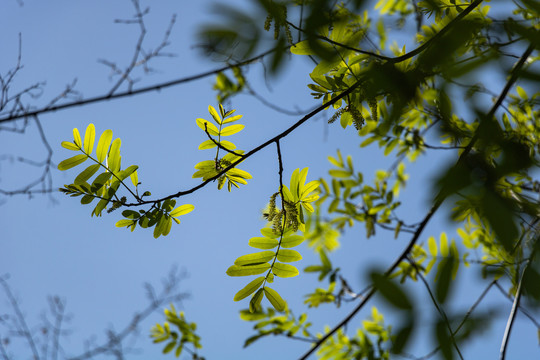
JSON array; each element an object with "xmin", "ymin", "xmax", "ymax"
[
  {"xmin": 208, "ymin": 105, "xmax": 222, "ymax": 124},
  {"xmin": 220, "ymin": 124, "xmax": 244, "ymax": 136},
  {"xmin": 107, "ymin": 138, "xmax": 121, "ymax": 173},
  {"xmin": 96, "ymin": 129, "xmax": 113, "ymax": 163},
  {"xmin": 170, "ymin": 204, "xmax": 195, "ymax": 217},
  {"xmin": 196, "ymin": 118, "xmax": 219, "ymax": 136},
  {"xmin": 280, "ymin": 235, "xmax": 304, "ymax": 248},
  {"xmin": 130, "ymin": 170, "xmax": 138, "ymax": 187},
  {"xmin": 428, "ymin": 236, "xmax": 438, "ymax": 256},
  {"xmin": 163, "ymin": 341, "xmax": 176, "ymax": 354},
  {"xmin": 276, "ymin": 249, "xmax": 302, "ymax": 262},
  {"xmin": 61, "ymin": 141, "xmax": 80, "ymax": 151},
  {"xmin": 91, "ymin": 172, "xmax": 113, "ymax": 193},
  {"xmin": 249, "ymin": 288, "xmax": 264, "ymax": 313},
  {"xmin": 233, "ymin": 277, "xmax": 265, "ymax": 301},
  {"xmin": 116, "ymin": 219, "xmax": 134, "ymax": 228},
  {"xmin": 73, "ymin": 127, "xmax": 82, "ymax": 148},
  {"xmin": 248, "ymin": 237, "xmax": 279, "ymax": 249},
  {"xmin": 272, "ymin": 263, "xmax": 299, "ymax": 278},
  {"xmin": 234, "ymin": 251, "xmax": 275, "ymax": 266},
  {"xmin": 74, "ymin": 164, "xmax": 100, "ymax": 185},
  {"xmin": 198, "ymin": 139, "xmax": 217, "ymax": 150},
  {"xmin": 83, "ymin": 123, "xmax": 95, "ymax": 154},
  {"xmin": 58, "ymin": 154, "xmax": 88, "ymax": 170},
  {"xmin": 222, "ymin": 114, "xmax": 243, "ymax": 124},
  {"xmin": 219, "ymin": 140, "xmax": 236, "ymax": 150},
  {"xmin": 300, "ymin": 180, "xmax": 319, "ymax": 199},
  {"xmin": 226, "ymin": 263, "xmax": 271, "ymax": 276},
  {"xmin": 264, "ymin": 287, "xmax": 287, "ymax": 311}
]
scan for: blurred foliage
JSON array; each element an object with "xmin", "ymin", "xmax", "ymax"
[{"xmin": 56, "ymin": 0, "xmax": 540, "ymax": 358}]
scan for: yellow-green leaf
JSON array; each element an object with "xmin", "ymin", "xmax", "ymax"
[
  {"xmin": 249, "ymin": 288, "xmax": 264, "ymax": 312},
  {"xmin": 61, "ymin": 141, "xmax": 80, "ymax": 151},
  {"xmin": 198, "ymin": 139, "xmax": 217, "ymax": 150},
  {"xmin": 74, "ymin": 164, "xmax": 100, "ymax": 185},
  {"xmin": 428, "ymin": 236, "xmax": 438, "ymax": 256},
  {"xmin": 96, "ymin": 129, "xmax": 113, "ymax": 163},
  {"xmin": 130, "ymin": 170, "xmax": 138, "ymax": 187},
  {"xmin": 196, "ymin": 118, "xmax": 219, "ymax": 136},
  {"xmin": 222, "ymin": 114, "xmax": 243, "ymax": 124},
  {"xmin": 170, "ymin": 204, "xmax": 194, "ymax": 217},
  {"xmin": 277, "ymin": 249, "xmax": 302, "ymax": 262},
  {"xmin": 301, "ymin": 180, "xmax": 320, "ymax": 199},
  {"xmin": 84, "ymin": 123, "xmax": 95, "ymax": 154},
  {"xmin": 73, "ymin": 128, "xmax": 82, "ymax": 147},
  {"xmin": 272, "ymin": 263, "xmax": 299, "ymax": 277},
  {"xmin": 226, "ymin": 263, "xmax": 271, "ymax": 277},
  {"xmin": 249, "ymin": 237, "xmax": 279, "ymax": 249},
  {"xmin": 227, "ymin": 168, "xmax": 252, "ymax": 179},
  {"xmin": 233, "ymin": 277, "xmax": 265, "ymax": 301},
  {"xmin": 219, "ymin": 124, "xmax": 244, "ymax": 136},
  {"xmin": 280, "ymin": 235, "xmax": 304, "ymax": 248},
  {"xmin": 116, "ymin": 219, "xmax": 134, "ymax": 228},
  {"xmin": 58, "ymin": 154, "xmax": 88, "ymax": 171},
  {"xmin": 208, "ymin": 105, "xmax": 222, "ymax": 124},
  {"xmin": 264, "ymin": 287, "xmax": 287, "ymax": 311},
  {"xmin": 108, "ymin": 138, "xmax": 121, "ymax": 173},
  {"xmin": 219, "ymin": 140, "xmax": 236, "ymax": 150},
  {"xmin": 234, "ymin": 251, "xmax": 275, "ymax": 266}
]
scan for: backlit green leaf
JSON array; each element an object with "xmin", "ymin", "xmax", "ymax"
[
  {"xmin": 272, "ymin": 263, "xmax": 299, "ymax": 278},
  {"xmin": 130, "ymin": 170, "xmax": 138, "ymax": 187},
  {"xmin": 61, "ymin": 141, "xmax": 80, "ymax": 151},
  {"xmin": 280, "ymin": 235, "xmax": 304, "ymax": 248},
  {"xmin": 227, "ymin": 263, "xmax": 271, "ymax": 277},
  {"xmin": 277, "ymin": 249, "xmax": 302, "ymax": 262},
  {"xmin": 73, "ymin": 128, "xmax": 82, "ymax": 147},
  {"xmin": 84, "ymin": 123, "xmax": 95, "ymax": 154},
  {"xmin": 198, "ymin": 139, "xmax": 217, "ymax": 150},
  {"xmin": 233, "ymin": 277, "xmax": 265, "ymax": 301},
  {"xmin": 249, "ymin": 288, "xmax": 264, "ymax": 313},
  {"xmin": 74, "ymin": 164, "xmax": 100, "ymax": 185},
  {"xmin": 264, "ymin": 287, "xmax": 287, "ymax": 311},
  {"xmin": 234, "ymin": 251, "xmax": 275, "ymax": 266},
  {"xmin": 170, "ymin": 204, "xmax": 195, "ymax": 217},
  {"xmin": 58, "ymin": 154, "xmax": 88, "ymax": 171},
  {"xmin": 196, "ymin": 118, "xmax": 219, "ymax": 136},
  {"xmin": 219, "ymin": 124, "xmax": 244, "ymax": 136},
  {"xmin": 248, "ymin": 237, "xmax": 279, "ymax": 249},
  {"xmin": 116, "ymin": 219, "xmax": 134, "ymax": 228},
  {"xmin": 222, "ymin": 114, "xmax": 243, "ymax": 124},
  {"xmin": 209, "ymin": 105, "xmax": 222, "ymax": 124},
  {"xmin": 107, "ymin": 138, "xmax": 121, "ymax": 173},
  {"xmin": 96, "ymin": 129, "xmax": 113, "ymax": 163}
]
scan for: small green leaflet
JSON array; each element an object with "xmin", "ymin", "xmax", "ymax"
[
  {"xmin": 234, "ymin": 251, "xmax": 275, "ymax": 266},
  {"xmin": 272, "ymin": 263, "xmax": 299, "ymax": 278},
  {"xmin": 83, "ymin": 123, "xmax": 95, "ymax": 154},
  {"xmin": 219, "ymin": 124, "xmax": 244, "ymax": 136},
  {"xmin": 74, "ymin": 164, "xmax": 100, "ymax": 185},
  {"xmin": 170, "ymin": 204, "xmax": 195, "ymax": 217},
  {"xmin": 58, "ymin": 154, "xmax": 88, "ymax": 170},
  {"xmin": 233, "ymin": 277, "xmax": 265, "ymax": 301},
  {"xmin": 96, "ymin": 129, "xmax": 113, "ymax": 163},
  {"xmin": 226, "ymin": 263, "xmax": 271, "ymax": 277},
  {"xmin": 276, "ymin": 249, "xmax": 302, "ymax": 262},
  {"xmin": 264, "ymin": 287, "xmax": 287, "ymax": 311},
  {"xmin": 280, "ymin": 235, "xmax": 305, "ymax": 248},
  {"xmin": 248, "ymin": 237, "xmax": 279, "ymax": 249}
]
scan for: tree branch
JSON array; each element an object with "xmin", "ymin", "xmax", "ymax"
[{"xmin": 0, "ymin": 46, "xmax": 281, "ymax": 125}]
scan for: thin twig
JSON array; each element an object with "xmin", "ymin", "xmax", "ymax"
[{"xmin": 0, "ymin": 46, "xmax": 282, "ymax": 124}]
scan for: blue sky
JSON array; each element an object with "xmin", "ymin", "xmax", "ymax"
[{"xmin": 1, "ymin": 1, "xmax": 539, "ymax": 359}]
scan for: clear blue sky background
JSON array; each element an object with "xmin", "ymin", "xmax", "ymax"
[{"xmin": 1, "ymin": 1, "xmax": 539, "ymax": 359}]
